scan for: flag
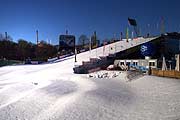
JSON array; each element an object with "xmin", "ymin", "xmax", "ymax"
[{"xmin": 128, "ymin": 18, "xmax": 137, "ymax": 26}]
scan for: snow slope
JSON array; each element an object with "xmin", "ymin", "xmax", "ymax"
[
  {"xmin": 75, "ymin": 37, "xmax": 157, "ymax": 65},
  {"xmin": 1, "ymin": 37, "xmax": 180, "ymax": 120}
]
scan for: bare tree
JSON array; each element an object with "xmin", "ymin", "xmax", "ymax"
[{"xmin": 78, "ymin": 34, "xmax": 89, "ymax": 49}]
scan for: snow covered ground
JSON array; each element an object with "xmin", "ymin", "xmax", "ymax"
[
  {"xmin": 0, "ymin": 37, "xmax": 180, "ymax": 120},
  {"xmin": 1, "ymin": 60, "xmax": 180, "ymax": 120}
]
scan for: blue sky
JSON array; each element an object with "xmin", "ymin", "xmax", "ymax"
[{"xmin": 0, "ymin": 0, "xmax": 180, "ymax": 44}]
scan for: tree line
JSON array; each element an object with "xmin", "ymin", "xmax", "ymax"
[
  {"xmin": 0, "ymin": 32, "xmax": 117, "ymax": 62},
  {"xmin": 0, "ymin": 35, "xmax": 57, "ymax": 61}
]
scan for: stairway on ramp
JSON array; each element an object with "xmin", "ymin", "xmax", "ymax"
[{"xmin": 74, "ymin": 37, "xmax": 158, "ymax": 74}]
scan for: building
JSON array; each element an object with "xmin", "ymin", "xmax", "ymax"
[{"xmin": 114, "ymin": 58, "xmax": 157, "ymax": 72}]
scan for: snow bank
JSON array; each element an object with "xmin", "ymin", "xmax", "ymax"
[{"xmin": 88, "ymin": 70, "xmax": 126, "ymax": 79}]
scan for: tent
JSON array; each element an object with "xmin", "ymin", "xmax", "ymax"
[{"xmin": 162, "ymin": 56, "xmax": 167, "ymax": 71}]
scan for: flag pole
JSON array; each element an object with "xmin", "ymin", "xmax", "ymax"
[
  {"xmin": 74, "ymin": 38, "xmax": 77, "ymax": 62},
  {"xmin": 89, "ymin": 36, "xmax": 91, "ymax": 59}
]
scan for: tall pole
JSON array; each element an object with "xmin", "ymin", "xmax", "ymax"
[
  {"xmin": 131, "ymin": 31, "xmax": 134, "ymax": 40},
  {"xmin": 74, "ymin": 37, "xmax": 77, "ymax": 62},
  {"xmin": 120, "ymin": 32, "xmax": 123, "ymax": 41},
  {"xmin": 103, "ymin": 41, "xmax": 105, "ymax": 56},
  {"xmin": 50, "ymin": 39, "xmax": 51, "ymax": 45},
  {"xmin": 114, "ymin": 33, "xmax": 116, "ymax": 42},
  {"xmin": 75, "ymin": 48, "xmax": 77, "ymax": 62},
  {"xmin": 36, "ymin": 30, "xmax": 39, "ymax": 45},
  {"xmin": 160, "ymin": 17, "xmax": 165, "ymax": 34},
  {"xmin": 148, "ymin": 24, "xmax": 150, "ymax": 37},
  {"xmin": 36, "ymin": 30, "xmax": 39, "ymax": 60},
  {"xmin": 89, "ymin": 36, "xmax": 91, "ymax": 59},
  {"xmin": 5, "ymin": 32, "xmax": 8, "ymax": 40},
  {"xmin": 46, "ymin": 38, "xmax": 49, "ymax": 44},
  {"xmin": 126, "ymin": 27, "xmax": 129, "ymax": 42},
  {"xmin": 96, "ymin": 45, "xmax": 97, "ymax": 58},
  {"xmin": 134, "ymin": 26, "xmax": 138, "ymax": 37},
  {"xmin": 179, "ymin": 38, "xmax": 180, "ymax": 52},
  {"xmin": 94, "ymin": 31, "xmax": 98, "ymax": 58},
  {"xmin": 114, "ymin": 33, "xmax": 116, "ymax": 54}
]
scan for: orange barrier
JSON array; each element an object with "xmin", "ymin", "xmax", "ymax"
[{"xmin": 151, "ymin": 69, "xmax": 180, "ymax": 79}]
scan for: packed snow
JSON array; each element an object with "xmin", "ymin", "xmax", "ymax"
[
  {"xmin": 88, "ymin": 70, "xmax": 125, "ymax": 79},
  {"xmin": 0, "ymin": 37, "xmax": 180, "ymax": 120}
]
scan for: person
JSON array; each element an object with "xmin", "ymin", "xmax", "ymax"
[{"xmin": 148, "ymin": 66, "xmax": 152, "ymax": 75}]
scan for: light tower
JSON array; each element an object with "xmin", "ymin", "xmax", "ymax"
[
  {"xmin": 126, "ymin": 27, "xmax": 129, "ymax": 42},
  {"xmin": 120, "ymin": 32, "xmax": 123, "ymax": 41},
  {"xmin": 66, "ymin": 30, "xmax": 68, "ymax": 35},
  {"xmin": 160, "ymin": 17, "xmax": 165, "ymax": 34},
  {"xmin": 36, "ymin": 30, "xmax": 39, "ymax": 45},
  {"xmin": 5, "ymin": 32, "xmax": 8, "ymax": 40}
]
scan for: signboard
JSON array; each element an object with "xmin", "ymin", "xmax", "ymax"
[{"xmin": 59, "ymin": 35, "xmax": 75, "ymax": 47}]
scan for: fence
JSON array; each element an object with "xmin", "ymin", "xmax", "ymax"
[{"xmin": 151, "ymin": 69, "xmax": 180, "ymax": 79}]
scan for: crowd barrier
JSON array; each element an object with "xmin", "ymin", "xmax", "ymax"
[{"xmin": 151, "ymin": 69, "xmax": 180, "ymax": 79}]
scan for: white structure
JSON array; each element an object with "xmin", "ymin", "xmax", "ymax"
[
  {"xmin": 75, "ymin": 37, "xmax": 158, "ymax": 66},
  {"xmin": 114, "ymin": 59, "xmax": 157, "ymax": 70},
  {"xmin": 162, "ymin": 56, "xmax": 167, "ymax": 71},
  {"xmin": 175, "ymin": 54, "xmax": 180, "ymax": 71}
]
